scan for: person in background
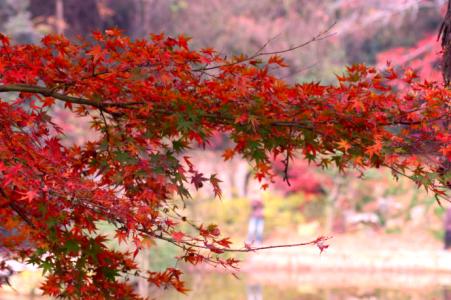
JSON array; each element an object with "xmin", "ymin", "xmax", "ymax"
[
  {"xmin": 247, "ymin": 283, "xmax": 263, "ymax": 300},
  {"xmin": 444, "ymin": 208, "xmax": 451, "ymax": 250},
  {"xmin": 246, "ymin": 177, "xmax": 265, "ymax": 245}
]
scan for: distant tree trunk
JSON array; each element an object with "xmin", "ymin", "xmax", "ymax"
[
  {"xmin": 101, "ymin": 0, "xmax": 137, "ymax": 36},
  {"xmin": 128, "ymin": 0, "xmax": 173, "ymax": 38},
  {"xmin": 438, "ymin": 0, "xmax": 451, "ymax": 190},
  {"xmin": 30, "ymin": 0, "xmax": 101, "ymax": 37},
  {"xmin": 55, "ymin": 0, "xmax": 64, "ymax": 34},
  {"xmin": 439, "ymin": 0, "xmax": 451, "ymax": 86},
  {"xmin": 324, "ymin": 177, "xmax": 344, "ymax": 234}
]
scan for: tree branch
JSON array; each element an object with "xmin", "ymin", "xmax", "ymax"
[
  {"xmin": 0, "ymin": 188, "xmax": 36, "ymax": 229},
  {"xmin": 192, "ymin": 22, "xmax": 336, "ymax": 72},
  {"xmin": 68, "ymin": 193, "xmax": 330, "ymax": 254},
  {"xmin": 0, "ymin": 83, "xmax": 441, "ymax": 132},
  {"xmin": 141, "ymin": 226, "xmax": 331, "ymax": 253},
  {"xmin": 0, "ymin": 84, "xmax": 315, "ymax": 130},
  {"xmin": 0, "ymin": 84, "xmax": 104, "ymax": 109}
]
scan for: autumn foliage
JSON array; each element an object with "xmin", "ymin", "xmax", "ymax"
[{"xmin": 0, "ymin": 29, "xmax": 449, "ymax": 298}]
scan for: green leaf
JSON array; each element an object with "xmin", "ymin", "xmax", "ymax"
[
  {"xmin": 114, "ymin": 151, "xmax": 137, "ymax": 165},
  {"xmin": 41, "ymin": 260, "xmax": 53, "ymax": 275},
  {"xmin": 65, "ymin": 240, "xmax": 80, "ymax": 253},
  {"xmin": 102, "ymin": 267, "xmax": 119, "ymax": 281}
]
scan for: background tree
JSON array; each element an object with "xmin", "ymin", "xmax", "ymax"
[
  {"xmin": 19, "ymin": 0, "xmax": 446, "ymax": 83},
  {"xmin": 0, "ymin": 0, "xmax": 36, "ymax": 43}
]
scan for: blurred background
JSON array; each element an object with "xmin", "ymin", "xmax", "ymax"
[{"xmin": 0, "ymin": 0, "xmax": 450, "ymax": 299}]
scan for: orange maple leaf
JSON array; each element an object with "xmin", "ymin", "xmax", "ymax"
[
  {"xmin": 366, "ymin": 139, "xmax": 383, "ymax": 158},
  {"xmin": 337, "ymin": 139, "xmax": 351, "ymax": 152}
]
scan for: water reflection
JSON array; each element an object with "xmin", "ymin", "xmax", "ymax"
[
  {"xmin": 444, "ymin": 287, "xmax": 451, "ymax": 300},
  {"xmin": 160, "ymin": 271, "xmax": 451, "ymax": 300},
  {"xmin": 3, "ymin": 271, "xmax": 451, "ymax": 299}
]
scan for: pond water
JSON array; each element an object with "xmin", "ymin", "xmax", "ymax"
[
  {"xmin": 157, "ymin": 271, "xmax": 451, "ymax": 300},
  {"xmin": 4, "ymin": 270, "xmax": 451, "ymax": 299}
]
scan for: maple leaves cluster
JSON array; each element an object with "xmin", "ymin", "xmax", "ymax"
[{"xmin": 0, "ymin": 29, "xmax": 449, "ymax": 298}]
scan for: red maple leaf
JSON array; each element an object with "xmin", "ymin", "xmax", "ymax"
[
  {"xmin": 191, "ymin": 172, "xmax": 207, "ymax": 190},
  {"xmin": 20, "ymin": 190, "xmax": 38, "ymax": 203},
  {"xmin": 171, "ymin": 231, "xmax": 185, "ymax": 243}
]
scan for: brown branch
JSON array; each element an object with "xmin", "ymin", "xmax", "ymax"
[
  {"xmin": 0, "ymin": 84, "xmax": 104, "ymax": 109},
  {"xmin": 192, "ymin": 22, "xmax": 336, "ymax": 72},
  {"xmin": 141, "ymin": 226, "xmax": 330, "ymax": 253},
  {"xmin": 1, "ymin": 84, "xmax": 442, "ymax": 133},
  {"xmin": 67, "ymin": 192, "xmax": 330, "ymax": 254},
  {"xmin": 0, "ymin": 84, "xmax": 141, "ymax": 114},
  {"xmin": 99, "ymin": 110, "xmax": 114, "ymax": 161},
  {"xmin": 8, "ymin": 203, "xmax": 36, "ymax": 229},
  {"xmin": 269, "ymin": 121, "xmax": 313, "ymax": 129},
  {"xmin": 257, "ymin": 22, "xmax": 336, "ymax": 56},
  {"xmin": 0, "ymin": 188, "xmax": 36, "ymax": 229},
  {"xmin": 229, "ymin": 236, "xmax": 331, "ymax": 252},
  {"xmin": 0, "ymin": 84, "xmax": 315, "ymax": 130}
]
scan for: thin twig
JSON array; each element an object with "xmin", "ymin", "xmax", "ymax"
[
  {"xmin": 192, "ymin": 22, "xmax": 336, "ymax": 72},
  {"xmin": 99, "ymin": 109, "xmax": 114, "ymax": 161},
  {"xmin": 140, "ymin": 226, "xmax": 330, "ymax": 253},
  {"xmin": 60, "ymin": 190, "xmax": 330, "ymax": 254}
]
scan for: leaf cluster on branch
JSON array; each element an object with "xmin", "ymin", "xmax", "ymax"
[{"xmin": 0, "ymin": 29, "xmax": 449, "ymax": 298}]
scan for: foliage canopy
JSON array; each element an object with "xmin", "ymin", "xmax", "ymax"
[{"xmin": 0, "ymin": 29, "xmax": 449, "ymax": 298}]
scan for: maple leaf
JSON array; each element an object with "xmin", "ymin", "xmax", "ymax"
[
  {"xmin": 41, "ymin": 97, "xmax": 55, "ymax": 108},
  {"xmin": 385, "ymin": 68, "xmax": 398, "ymax": 80},
  {"xmin": 351, "ymin": 99, "xmax": 365, "ymax": 112},
  {"xmin": 248, "ymin": 115, "xmax": 259, "ymax": 131},
  {"xmin": 0, "ymin": 33, "xmax": 9, "ymax": 46},
  {"xmin": 177, "ymin": 35, "xmax": 191, "ymax": 49},
  {"xmin": 210, "ymin": 174, "xmax": 223, "ymax": 198},
  {"xmin": 183, "ymin": 156, "xmax": 194, "ymax": 172},
  {"xmin": 191, "ymin": 172, "xmax": 207, "ymax": 190},
  {"xmin": 207, "ymin": 224, "xmax": 221, "ymax": 236},
  {"xmin": 20, "ymin": 190, "xmax": 38, "ymax": 203},
  {"xmin": 235, "ymin": 113, "xmax": 248, "ymax": 124},
  {"xmin": 268, "ymin": 55, "xmax": 288, "ymax": 67},
  {"xmin": 366, "ymin": 139, "xmax": 383, "ymax": 158},
  {"xmin": 87, "ymin": 45, "xmax": 104, "ymax": 62},
  {"xmin": 439, "ymin": 145, "xmax": 451, "ymax": 160},
  {"xmin": 353, "ymin": 156, "xmax": 364, "ymax": 166},
  {"xmin": 133, "ymin": 247, "xmax": 140, "ymax": 259},
  {"xmin": 171, "ymin": 231, "xmax": 185, "ymax": 243},
  {"xmin": 337, "ymin": 139, "xmax": 351, "ymax": 152},
  {"xmin": 114, "ymin": 230, "xmax": 128, "ymax": 245},
  {"xmin": 0, "ymin": 28, "xmax": 448, "ymax": 299},
  {"xmin": 105, "ymin": 28, "xmax": 122, "ymax": 36},
  {"xmin": 204, "ymin": 243, "xmax": 224, "ymax": 254},
  {"xmin": 316, "ymin": 241, "xmax": 329, "ymax": 254},
  {"xmin": 403, "ymin": 68, "xmax": 418, "ymax": 83},
  {"xmin": 165, "ymin": 219, "xmax": 178, "ymax": 227},
  {"xmin": 244, "ymin": 242, "xmax": 254, "ymax": 251},
  {"xmin": 217, "ymin": 238, "xmax": 232, "ymax": 248},
  {"xmin": 315, "ymin": 236, "xmax": 330, "ymax": 254},
  {"xmin": 200, "ymin": 47, "xmax": 215, "ymax": 56},
  {"xmin": 222, "ymin": 148, "xmax": 235, "ymax": 161}
]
